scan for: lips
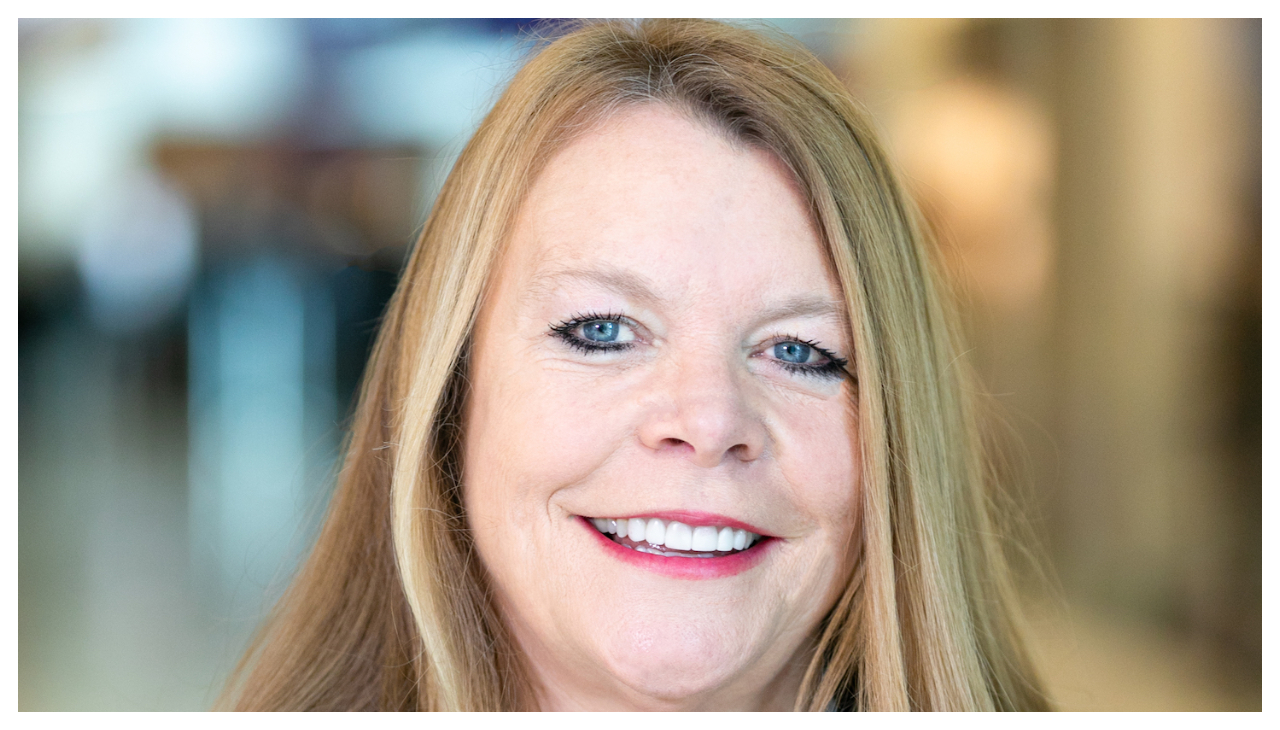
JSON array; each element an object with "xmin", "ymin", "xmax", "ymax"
[{"xmin": 579, "ymin": 512, "xmax": 772, "ymax": 579}]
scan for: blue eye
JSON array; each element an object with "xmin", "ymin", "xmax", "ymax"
[
  {"xmin": 582, "ymin": 320, "xmax": 619, "ymax": 342},
  {"xmin": 549, "ymin": 313, "xmax": 636, "ymax": 353},
  {"xmin": 765, "ymin": 337, "xmax": 849, "ymax": 381},
  {"xmin": 773, "ymin": 341, "xmax": 812, "ymax": 364}
]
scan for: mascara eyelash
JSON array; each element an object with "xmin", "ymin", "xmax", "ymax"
[
  {"xmin": 548, "ymin": 312, "xmax": 635, "ymax": 354},
  {"xmin": 768, "ymin": 335, "xmax": 850, "ymax": 380}
]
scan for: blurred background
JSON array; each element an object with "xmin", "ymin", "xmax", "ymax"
[{"xmin": 18, "ymin": 18, "xmax": 1261, "ymax": 710}]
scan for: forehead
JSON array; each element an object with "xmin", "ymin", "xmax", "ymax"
[{"xmin": 504, "ymin": 105, "xmax": 839, "ymax": 308}]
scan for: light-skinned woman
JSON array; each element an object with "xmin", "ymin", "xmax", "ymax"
[{"xmin": 224, "ymin": 18, "xmax": 1049, "ymax": 711}]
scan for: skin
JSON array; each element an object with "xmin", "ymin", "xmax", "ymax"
[{"xmin": 463, "ymin": 105, "xmax": 861, "ymax": 711}]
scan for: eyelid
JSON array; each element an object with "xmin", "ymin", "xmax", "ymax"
[
  {"xmin": 557, "ymin": 312, "xmax": 644, "ymax": 336},
  {"xmin": 758, "ymin": 334, "xmax": 842, "ymax": 360}
]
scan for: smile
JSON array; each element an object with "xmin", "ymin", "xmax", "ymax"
[{"xmin": 588, "ymin": 516, "xmax": 762, "ymax": 558}]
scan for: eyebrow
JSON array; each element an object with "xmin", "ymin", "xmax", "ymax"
[
  {"xmin": 525, "ymin": 264, "xmax": 848, "ymax": 328},
  {"xmin": 749, "ymin": 296, "xmax": 846, "ymax": 327},
  {"xmin": 525, "ymin": 265, "xmax": 665, "ymax": 308}
]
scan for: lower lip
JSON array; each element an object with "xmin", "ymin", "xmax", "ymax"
[{"xmin": 580, "ymin": 517, "xmax": 772, "ymax": 580}]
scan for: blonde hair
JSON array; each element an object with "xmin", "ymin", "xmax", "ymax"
[{"xmin": 223, "ymin": 19, "xmax": 1048, "ymax": 711}]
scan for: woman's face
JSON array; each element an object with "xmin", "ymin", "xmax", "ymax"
[{"xmin": 463, "ymin": 105, "xmax": 860, "ymax": 710}]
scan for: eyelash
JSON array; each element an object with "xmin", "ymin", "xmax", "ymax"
[
  {"xmin": 766, "ymin": 334, "xmax": 849, "ymax": 380},
  {"xmin": 548, "ymin": 313, "xmax": 850, "ymax": 381},
  {"xmin": 548, "ymin": 312, "xmax": 635, "ymax": 354}
]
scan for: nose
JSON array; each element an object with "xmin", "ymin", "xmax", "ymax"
[{"xmin": 636, "ymin": 350, "xmax": 766, "ymax": 467}]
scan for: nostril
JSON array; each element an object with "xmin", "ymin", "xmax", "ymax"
[
  {"xmin": 660, "ymin": 437, "xmax": 693, "ymax": 452},
  {"xmin": 656, "ymin": 437, "xmax": 757, "ymax": 464}
]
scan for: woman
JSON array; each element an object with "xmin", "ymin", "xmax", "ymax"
[{"xmin": 224, "ymin": 19, "xmax": 1049, "ymax": 711}]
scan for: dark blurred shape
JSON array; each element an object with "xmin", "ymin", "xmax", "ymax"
[
  {"xmin": 151, "ymin": 141, "xmax": 421, "ymax": 608},
  {"xmin": 153, "ymin": 140, "xmax": 421, "ymax": 412}
]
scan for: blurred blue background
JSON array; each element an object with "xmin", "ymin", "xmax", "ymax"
[{"xmin": 18, "ymin": 19, "xmax": 1260, "ymax": 710}]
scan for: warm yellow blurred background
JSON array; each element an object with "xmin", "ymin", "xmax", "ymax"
[{"xmin": 18, "ymin": 19, "xmax": 1261, "ymax": 710}]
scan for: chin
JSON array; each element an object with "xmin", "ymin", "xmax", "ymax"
[{"xmin": 596, "ymin": 615, "xmax": 755, "ymax": 705}]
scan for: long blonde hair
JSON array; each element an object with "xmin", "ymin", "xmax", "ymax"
[{"xmin": 224, "ymin": 18, "xmax": 1048, "ymax": 711}]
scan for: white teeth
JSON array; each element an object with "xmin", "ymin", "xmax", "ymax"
[
  {"xmin": 645, "ymin": 518, "xmax": 666, "ymax": 545},
  {"xmin": 691, "ymin": 526, "xmax": 718, "ymax": 552},
  {"xmin": 590, "ymin": 516, "xmax": 762, "ymax": 554},
  {"xmin": 665, "ymin": 520, "xmax": 693, "ymax": 550},
  {"xmin": 716, "ymin": 526, "xmax": 735, "ymax": 552},
  {"xmin": 627, "ymin": 518, "xmax": 647, "ymax": 543}
]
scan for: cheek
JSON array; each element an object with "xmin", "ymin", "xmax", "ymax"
[
  {"xmin": 773, "ymin": 389, "xmax": 861, "ymax": 555},
  {"xmin": 463, "ymin": 354, "xmax": 635, "ymax": 528}
]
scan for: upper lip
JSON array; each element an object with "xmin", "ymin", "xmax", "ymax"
[{"xmin": 582, "ymin": 509, "xmax": 771, "ymax": 537}]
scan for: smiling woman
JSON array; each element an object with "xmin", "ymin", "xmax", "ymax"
[
  {"xmin": 463, "ymin": 107, "xmax": 862, "ymax": 709},
  {"xmin": 222, "ymin": 19, "xmax": 1049, "ymax": 711}
]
